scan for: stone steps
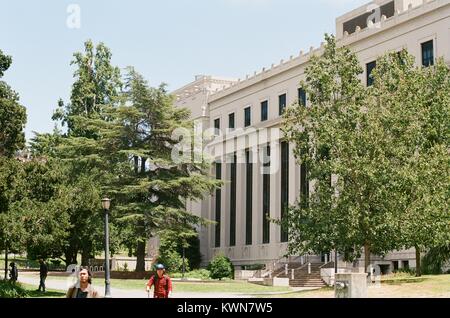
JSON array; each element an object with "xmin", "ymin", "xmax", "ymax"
[
  {"xmin": 289, "ymin": 278, "xmax": 327, "ymax": 288},
  {"xmin": 270, "ymin": 262, "xmax": 329, "ymax": 288}
]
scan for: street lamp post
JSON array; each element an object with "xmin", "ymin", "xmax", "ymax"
[
  {"xmin": 101, "ymin": 198, "xmax": 112, "ymax": 298},
  {"xmin": 182, "ymin": 246, "xmax": 186, "ymax": 280},
  {"xmin": 335, "ymin": 249, "xmax": 338, "ymax": 274}
]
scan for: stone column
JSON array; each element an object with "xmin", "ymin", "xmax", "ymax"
[
  {"xmin": 235, "ymin": 149, "xmax": 246, "ymax": 250},
  {"xmin": 253, "ymin": 146, "xmax": 262, "ymax": 247},
  {"xmin": 270, "ymin": 140, "xmax": 281, "ymax": 245}
]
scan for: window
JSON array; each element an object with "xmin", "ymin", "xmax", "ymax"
[
  {"xmin": 421, "ymin": 40, "xmax": 434, "ymax": 67},
  {"xmin": 280, "ymin": 142, "xmax": 289, "ymax": 243},
  {"xmin": 300, "ymin": 162, "xmax": 309, "ymax": 205},
  {"xmin": 229, "ymin": 153, "xmax": 236, "ymax": 247},
  {"xmin": 215, "ymin": 162, "xmax": 222, "ymax": 248},
  {"xmin": 244, "ymin": 107, "xmax": 251, "ymax": 127},
  {"xmin": 261, "ymin": 101, "xmax": 268, "ymax": 122},
  {"xmin": 245, "ymin": 150, "xmax": 253, "ymax": 245},
  {"xmin": 214, "ymin": 118, "xmax": 220, "ymax": 135},
  {"xmin": 402, "ymin": 261, "xmax": 410, "ymax": 270},
  {"xmin": 228, "ymin": 113, "xmax": 235, "ymax": 130},
  {"xmin": 366, "ymin": 61, "xmax": 376, "ymax": 86},
  {"xmin": 279, "ymin": 94, "xmax": 287, "ymax": 115},
  {"xmin": 393, "ymin": 261, "xmax": 399, "ymax": 271},
  {"xmin": 262, "ymin": 145, "xmax": 270, "ymax": 244},
  {"xmin": 298, "ymin": 88, "xmax": 307, "ymax": 106}
]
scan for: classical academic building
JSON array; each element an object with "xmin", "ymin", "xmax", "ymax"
[{"xmin": 172, "ymin": 0, "xmax": 450, "ymax": 280}]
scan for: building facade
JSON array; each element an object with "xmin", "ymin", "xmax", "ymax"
[{"xmin": 173, "ymin": 0, "xmax": 450, "ymax": 272}]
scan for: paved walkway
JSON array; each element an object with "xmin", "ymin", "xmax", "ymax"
[{"xmin": 17, "ymin": 273, "xmax": 259, "ymax": 298}]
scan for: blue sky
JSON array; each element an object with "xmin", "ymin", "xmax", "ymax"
[{"xmin": 0, "ymin": 0, "xmax": 369, "ymax": 140}]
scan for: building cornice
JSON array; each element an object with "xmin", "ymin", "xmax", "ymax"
[{"xmin": 208, "ymin": 0, "xmax": 449, "ymax": 104}]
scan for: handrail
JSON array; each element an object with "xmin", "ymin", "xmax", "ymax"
[{"xmin": 319, "ymin": 261, "xmax": 334, "ymax": 269}]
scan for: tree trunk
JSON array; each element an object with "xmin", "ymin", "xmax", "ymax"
[
  {"xmin": 134, "ymin": 156, "xmax": 139, "ymax": 174},
  {"xmin": 81, "ymin": 248, "xmax": 90, "ymax": 267},
  {"xmin": 364, "ymin": 243, "xmax": 371, "ymax": 273},
  {"xmin": 64, "ymin": 249, "xmax": 78, "ymax": 266},
  {"xmin": 4, "ymin": 244, "xmax": 8, "ymax": 280},
  {"xmin": 141, "ymin": 158, "xmax": 146, "ymax": 173},
  {"xmin": 415, "ymin": 246, "xmax": 422, "ymax": 277},
  {"xmin": 135, "ymin": 239, "xmax": 146, "ymax": 272}
]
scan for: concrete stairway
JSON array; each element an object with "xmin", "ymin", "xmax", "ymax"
[{"xmin": 276, "ymin": 263, "xmax": 328, "ymax": 288}]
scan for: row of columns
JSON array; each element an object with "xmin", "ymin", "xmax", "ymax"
[{"xmin": 207, "ymin": 140, "xmax": 301, "ymax": 259}]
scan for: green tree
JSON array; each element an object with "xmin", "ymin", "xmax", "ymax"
[
  {"xmin": 370, "ymin": 53, "xmax": 450, "ymax": 276},
  {"xmin": 38, "ymin": 55, "xmax": 219, "ymax": 271},
  {"xmin": 158, "ymin": 229, "xmax": 202, "ymax": 271},
  {"xmin": 31, "ymin": 40, "xmax": 123, "ymax": 266},
  {"xmin": 207, "ymin": 255, "xmax": 233, "ymax": 280},
  {"xmin": 0, "ymin": 157, "xmax": 27, "ymax": 279},
  {"xmin": 52, "ymin": 40, "xmax": 122, "ymax": 138},
  {"xmin": 283, "ymin": 35, "xmax": 403, "ymax": 270},
  {"xmin": 0, "ymin": 50, "xmax": 26, "ymax": 157},
  {"xmin": 61, "ymin": 67, "xmax": 219, "ymax": 271},
  {"xmin": 0, "ymin": 49, "xmax": 27, "ymax": 278}
]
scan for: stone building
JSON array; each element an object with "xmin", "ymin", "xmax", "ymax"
[{"xmin": 172, "ymin": 0, "xmax": 450, "ymax": 274}]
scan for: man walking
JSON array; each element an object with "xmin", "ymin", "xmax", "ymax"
[
  {"xmin": 9, "ymin": 262, "xmax": 18, "ymax": 284},
  {"xmin": 146, "ymin": 264, "xmax": 173, "ymax": 299},
  {"xmin": 37, "ymin": 259, "xmax": 48, "ymax": 293}
]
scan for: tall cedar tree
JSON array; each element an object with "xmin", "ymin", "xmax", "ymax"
[
  {"xmin": 41, "ymin": 62, "xmax": 219, "ymax": 271},
  {"xmin": 32, "ymin": 40, "xmax": 122, "ymax": 265}
]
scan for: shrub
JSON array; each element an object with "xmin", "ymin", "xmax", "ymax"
[
  {"xmin": 207, "ymin": 255, "xmax": 233, "ymax": 280},
  {"xmin": 393, "ymin": 268, "xmax": 416, "ymax": 276},
  {"xmin": 422, "ymin": 245, "xmax": 450, "ymax": 275},
  {"xmin": 158, "ymin": 231, "xmax": 203, "ymax": 270},
  {"xmin": 242, "ymin": 264, "xmax": 265, "ymax": 271},
  {"xmin": 157, "ymin": 250, "xmax": 190, "ymax": 273},
  {"xmin": 171, "ymin": 269, "xmax": 211, "ymax": 280},
  {"xmin": 0, "ymin": 280, "xmax": 27, "ymax": 298}
]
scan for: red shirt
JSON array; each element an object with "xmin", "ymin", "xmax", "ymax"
[{"xmin": 147, "ymin": 275, "xmax": 172, "ymax": 298}]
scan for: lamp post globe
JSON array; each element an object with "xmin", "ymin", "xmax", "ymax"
[{"xmin": 102, "ymin": 198, "xmax": 111, "ymax": 210}]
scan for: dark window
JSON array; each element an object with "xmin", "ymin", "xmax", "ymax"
[
  {"xmin": 393, "ymin": 261, "xmax": 399, "ymax": 271},
  {"xmin": 228, "ymin": 113, "xmax": 235, "ymax": 130},
  {"xmin": 261, "ymin": 101, "xmax": 268, "ymax": 122},
  {"xmin": 421, "ymin": 40, "xmax": 434, "ymax": 67},
  {"xmin": 366, "ymin": 61, "xmax": 377, "ymax": 86},
  {"xmin": 298, "ymin": 88, "xmax": 307, "ymax": 106},
  {"xmin": 262, "ymin": 145, "xmax": 271, "ymax": 244},
  {"xmin": 244, "ymin": 107, "xmax": 251, "ymax": 127},
  {"xmin": 300, "ymin": 162, "xmax": 309, "ymax": 205},
  {"xmin": 280, "ymin": 142, "xmax": 289, "ymax": 243},
  {"xmin": 214, "ymin": 118, "xmax": 220, "ymax": 135},
  {"xmin": 279, "ymin": 94, "xmax": 287, "ymax": 116},
  {"xmin": 246, "ymin": 150, "xmax": 253, "ymax": 245},
  {"xmin": 343, "ymin": 1, "xmax": 395, "ymax": 35},
  {"xmin": 229, "ymin": 153, "xmax": 236, "ymax": 247},
  {"xmin": 215, "ymin": 162, "xmax": 222, "ymax": 248}
]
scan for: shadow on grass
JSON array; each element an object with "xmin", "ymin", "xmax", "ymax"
[
  {"xmin": 383, "ymin": 277, "xmax": 427, "ymax": 285},
  {"xmin": 26, "ymin": 289, "xmax": 66, "ymax": 298},
  {"xmin": 250, "ymin": 286, "xmax": 334, "ymax": 298}
]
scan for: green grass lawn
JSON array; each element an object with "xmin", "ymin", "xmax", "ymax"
[
  {"xmin": 92, "ymin": 278, "xmax": 292, "ymax": 294},
  {"xmin": 19, "ymin": 272, "xmax": 292, "ymax": 294},
  {"xmin": 257, "ymin": 274, "xmax": 450, "ymax": 298},
  {"xmin": 18, "ymin": 271, "xmax": 450, "ymax": 298},
  {"xmin": 18, "ymin": 283, "xmax": 66, "ymax": 298}
]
